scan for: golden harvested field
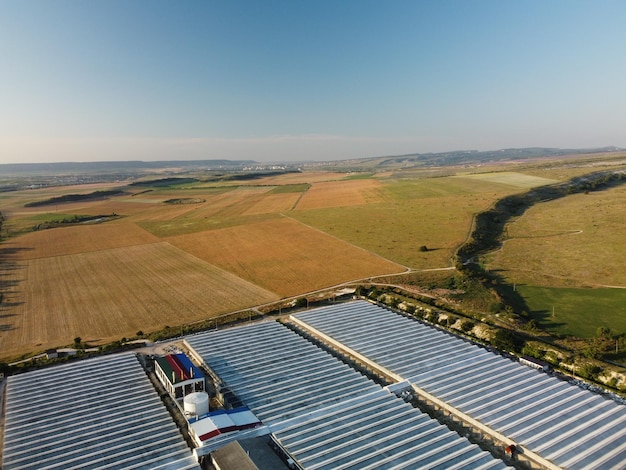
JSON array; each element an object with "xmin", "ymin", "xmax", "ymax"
[
  {"xmin": 486, "ymin": 184, "xmax": 626, "ymax": 288},
  {"xmin": 6, "ymin": 164, "xmax": 616, "ymax": 360},
  {"xmin": 4, "ymin": 223, "xmax": 159, "ymax": 260},
  {"xmin": 242, "ymin": 192, "xmax": 302, "ymax": 215},
  {"xmin": 242, "ymin": 171, "xmax": 347, "ymax": 185},
  {"xmin": 1, "ymin": 189, "xmax": 157, "ymax": 234},
  {"xmin": 128, "ymin": 200, "xmax": 208, "ymax": 223},
  {"xmin": 176, "ymin": 187, "xmax": 287, "ymax": 220},
  {"xmin": 73, "ymin": 198, "xmax": 165, "ymax": 217},
  {"xmin": 0, "ymin": 182, "xmax": 129, "ymax": 212},
  {"xmin": 138, "ymin": 187, "xmax": 268, "ymax": 221},
  {"xmin": 0, "ymin": 175, "xmax": 410, "ymax": 359},
  {"xmin": 296, "ymin": 179, "xmax": 387, "ymax": 210},
  {"xmin": 0, "ymin": 242, "xmax": 278, "ymax": 359},
  {"xmin": 135, "ymin": 187, "xmax": 285, "ymax": 237},
  {"xmin": 166, "ymin": 217, "xmax": 405, "ymax": 297}
]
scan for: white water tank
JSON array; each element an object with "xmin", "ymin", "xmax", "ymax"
[{"xmin": 184, "ymin": 392, "xmax": 210, "ymax": 417}]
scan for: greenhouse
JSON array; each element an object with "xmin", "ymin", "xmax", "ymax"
[
  {"xmin": 294, "ymin": 301, "xmax": 626, "ymax": 470},
  {"xmin": 2, "ymin": 353, "xmax": 199, "ymax": 470},
  {"xmin": 185, "ymin": 320, "xmax": 508, "ymax": 469}
]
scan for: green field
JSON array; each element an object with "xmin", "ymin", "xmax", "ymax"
[
  {"xmin": 484, "ymin": 184, "xmax": 626, "ymax": 337},
  {"xmin": 456, "ymin": 171, "xmax": 557, "ymax": 188},
  {"xmin": 344, "ymin": 172, "xmax": 375, "ymax": 180},
  {"xmin": 516, "ymin": 285, "xmax": 626, "ymax": 338},
  {"xmin": 292, "ymin": 176, "xmax": 519, "ymax": 268},
  {"xmin": 268, "ymin": 183, "xmax": 310, "ymax": 193}
]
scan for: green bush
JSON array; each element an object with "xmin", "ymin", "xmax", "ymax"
[
  {"xmin": 488, "ymin": 302, "xmax": 502, "ymax": 313},
  {"xmin": 460, "ymin": 320, "xmax": 474, "ymax": 333},
  {"xmin": 491, "ymin": 329, "xmax": 524, "ymax": 353}
]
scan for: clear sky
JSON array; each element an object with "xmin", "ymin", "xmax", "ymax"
[{"xmin": 1, "ymin": 0, "xmax": 626, "ymax": 164}]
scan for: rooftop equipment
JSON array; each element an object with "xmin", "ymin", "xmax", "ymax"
[{"xmin": 184, "ymin": 391, "xmax": 210, "ymax": 417}]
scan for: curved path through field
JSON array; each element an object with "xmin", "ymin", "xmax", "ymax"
[
  {"xmin": 494, "ymin": 229, "xmax": 626, "ymax": 289},
  {"xmin": 496, "ymin": 229, "xmax": 583, "ymax": 252},
  {"xmin": 177, "ymin": 262, "xmax": 457, "ymax": 332}
]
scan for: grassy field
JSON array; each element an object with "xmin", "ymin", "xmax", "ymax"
[
  {"xmin": 132, "ymin": 186, "xmax": 293, "ymax": 235},
  {"xmin": 2, "ymin": 161, "xmax": 625, "ymax": 359},
  {"xmin": 486, "ymin": 185, "xmax": 626, "ymax": 288},
  {"xmin": 455, "ymin": 171, "xmax": 558, "ymax": 188},
  {"xmin": 292, "ymin": 175, "xmax": 522, "ymax": 268},
  {"xmin": 515, "ymin": 285, "xmax": 626, "ymax": 337},
  {"xmin": 484, "ymin": 182, "xmax": 626, "ymax": 338}
]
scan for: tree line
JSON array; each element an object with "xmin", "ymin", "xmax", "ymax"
[{"xmin": 24, "ymin": 190, "xmax": 124, "ymax": 207}]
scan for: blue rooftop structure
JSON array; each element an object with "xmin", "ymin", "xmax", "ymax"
[{"xmin": 175, "ymin": 353, "xmax": 205, "ymax": 380}]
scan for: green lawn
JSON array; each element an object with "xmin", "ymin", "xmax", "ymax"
[{"xmin": 516, "ymin": 285, "xmax": 626, "ymax": 338}]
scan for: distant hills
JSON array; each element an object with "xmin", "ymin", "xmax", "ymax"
[
  {"xmin": 369, "ymin": 146, "xmax": 624, "ymax": 168},
  {"xmin": 1, "ymin": 147, "xmax": 623, "ymax": 177},
  {"xmin": 0, "ymin": 159, "xmax": 257, "ymax": 176}
]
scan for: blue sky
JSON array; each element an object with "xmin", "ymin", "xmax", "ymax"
[{"xmin": 1, "ymin": 1, "xmax": 625, "ymax": 164}]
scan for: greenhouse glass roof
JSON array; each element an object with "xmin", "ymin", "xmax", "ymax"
[
  {"xmin": 185, "ymin": 321, "xmax": 508, "ymax": 470},
  {"xmin": 2, "ymin": 353, "xmax": 199, "ymax": 470},
  {"xmin": 294, "ymin": 301, "xmax": 626, "ymax": 470}
]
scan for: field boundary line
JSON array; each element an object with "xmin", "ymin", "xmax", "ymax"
[
  {"xmin": 290, "ymin": 184, "xmax": 310, "ymax": 210},
  {"xmin": 278, "ymin": 212, "xmax": 411, "ymax": 272}
]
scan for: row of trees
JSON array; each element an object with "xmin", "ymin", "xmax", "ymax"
[{"xmin": 24, "ymin": 190, "xmax": 124, "ymax": 207}]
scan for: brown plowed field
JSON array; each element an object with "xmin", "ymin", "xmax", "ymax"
[
  {"xmin": 166, "ymin": 217, "xmax": 405, "ymax": 297},
  {"xmin": 0, "ymin": 242, "xmax": 278, "ymax": 359}
]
